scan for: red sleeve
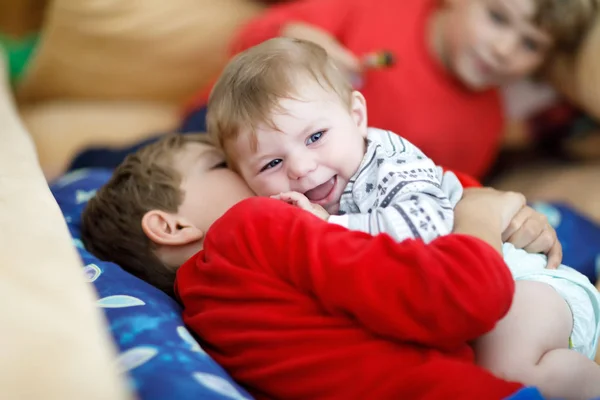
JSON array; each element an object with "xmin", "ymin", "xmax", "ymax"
[
  {"xmin": 203, "ymin": 197, "xmax": 514, "ymax": 350},
  {"xmin": 183, "ymin": 0, "xmax": 356, "ymax": 116},
  {"xmin": 230, "ymin": 0, "xmax": 355, "ymax": 55},
  {"xmin": 443, "ymin": 167, "xmax": 482, "ymax": 188}
]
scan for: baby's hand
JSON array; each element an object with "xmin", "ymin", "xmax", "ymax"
[
  {"xmin": 502, "ymin": 205, "xmax": 562, "ymax": 269},
  {"xmin": 271, "ymin": 191, "xmax": 330, "ymax": 221}
]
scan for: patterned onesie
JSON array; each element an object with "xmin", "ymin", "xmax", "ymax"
[
  {"xmin": 328, "ymin": 128, "xmax": 463, "ymax": 243},
  {"xmin": 328, "ymin": 127, "xmax": 600, "ymax": 359}
]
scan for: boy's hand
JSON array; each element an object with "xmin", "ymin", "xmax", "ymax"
[
  {"xmin": 456, "ymin": 188, "xmax": 526, "ymax": 231},
  {"xmin": 453, "ymin": 188, "xmax": 525, "ymax": 254},
  {"xmin": 502, "ymin": 205, "xmax": 562, "ymax": 269},
  {"xmin": 281, "ymin": 22, "xmax": 362, "ymax": 85},
  {"xmin": 271, "ymin": 191, "xmax": 330, "ymax": 220}
]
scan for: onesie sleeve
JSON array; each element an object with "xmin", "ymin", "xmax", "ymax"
[
  {"xmin": 230, "ymin": 0, "xmax": 357, "ymax": 55},
  {"xmin": 334, "ymin": 132, "xmax": 463, "ymax": 243},
  {"xmin": 204, "ymin": 197, "xmax": 514, "ymax": 351}
]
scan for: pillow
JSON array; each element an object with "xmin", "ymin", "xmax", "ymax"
[
  {"xmin": 50, "ymin": 168, "xmax": 254, "ymax": 400},
  {"xmin": 17, "ymin": 0, "xmax": 264, "ymax": 103}
]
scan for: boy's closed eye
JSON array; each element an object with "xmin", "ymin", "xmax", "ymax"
[{"xmin": 210, "ymin": 161, "xmax": 228, "ymax": 169}]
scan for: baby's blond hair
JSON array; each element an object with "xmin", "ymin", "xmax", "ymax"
[{"xmin": 206, "ymin": 37, "xmax": 352, "ymax": 168}]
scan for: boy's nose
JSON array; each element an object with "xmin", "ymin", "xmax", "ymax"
[{"xmin": 492, "ymin": 32, "xmax": 518, "ymax": 62}]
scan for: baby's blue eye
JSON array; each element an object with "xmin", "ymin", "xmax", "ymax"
[
  {"xmin": 260, "ymin": 159, "xmax": 282, "ymax": 172},
  {"xmin": 307, "ymin": 131, "xmax": 325, "ymax": 145}
]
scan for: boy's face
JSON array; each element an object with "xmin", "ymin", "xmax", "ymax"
[
  {"xmin": 229, "ymin": 83, "xmax": 368, "ymax": 214},
  {"xmin": 441, "ymin": 0, "xmax": 553, "ymax": 90},
  {"xmin": 175, "ymin": 142, "xmax": 254, "ymax": 235}
]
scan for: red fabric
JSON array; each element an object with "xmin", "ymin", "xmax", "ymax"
[
  {"xmin": 452, "ymin": 168, "xmax": 483, "ymax": 188},
  {"xmin": 176, "ymin": 197, "xmax": 523, "ymax": 400},
  {"xmin": 184, "ymin": 0, "xmax": 504, "ymax": 179}
]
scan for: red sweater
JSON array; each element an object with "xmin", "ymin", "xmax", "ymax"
[
  {"xmin": 176, "ymin": 197, "xmax": 523, "ymax": 399},
  {"xmin": 186, "ymin": 0, "xmax": 504, "ymax": 179}
]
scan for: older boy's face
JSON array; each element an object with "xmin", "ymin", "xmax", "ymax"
[
  {"xmin": 230, "ymin": 83, "xmax": 368, "ymax": 215},
  {"xmin": 175, "ymin": 142, "xmax": 254, "ymax": 234},
  {"xmin": 443, "ymin": 0, "xmax": 553, "ymax": 90}
]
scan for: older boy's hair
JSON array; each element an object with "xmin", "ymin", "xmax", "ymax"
[
  {"xmin": 81, "ymin": 134, "xmax": 213, "ymax": 297},
  {"xmin": 206, "ymin": 37, "xmax": 352, "ymax": 166},
  {"xmin": 535, "ymin": 0, "xmax": 598, "ymax": 52}
]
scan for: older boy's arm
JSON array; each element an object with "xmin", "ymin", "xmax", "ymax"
[
  {"xmin": 210, "ymin": 198, "xmax": 514, "ymax": 351},
  {"xmin": 0, "ymin": 57, "xmax": 130, "ymax": 399},
  {"xmin": 230, "ymin": 0, "xmax": 355, "ymax": 54}
]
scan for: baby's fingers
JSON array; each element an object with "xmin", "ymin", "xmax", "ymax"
[{"xmin": 272, "ymin": 191, "xmax": 310, "ymax": 207}]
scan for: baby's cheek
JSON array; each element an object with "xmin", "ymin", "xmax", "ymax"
[{"xmin": 250, "ymin": 178, "xmax": 282, "ymax": 197}]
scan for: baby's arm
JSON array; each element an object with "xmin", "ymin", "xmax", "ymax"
[
  {"xmin": 331, "ymin": 133, "xmax": 463, "ymax": 243},
  {"xmin": 206, "ymin": 198, "xmax": 516, "ymax": 350},
  {"xmin": 331, "ymin": 167, "xmax": 457, "ymax": 242}
]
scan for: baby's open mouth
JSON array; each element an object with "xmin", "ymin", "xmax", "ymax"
[{"xmin": 304, "ymin": 176, "xmax": 337, "ymax": 202}]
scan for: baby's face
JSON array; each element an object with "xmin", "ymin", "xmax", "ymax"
[
  {"xmin": 229, "ymin": 84, "xmax": 368, "ymax": 214},
  {"xmin": 441, "ymin": 0, "xmax": 553, "ymax": 90}
]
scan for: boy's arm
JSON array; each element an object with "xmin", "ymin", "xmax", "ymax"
[
  {"xmin": 230, "ymin": 0, "xmax": 355, "ymax": 54},
  {"xmin": 205, "ymin": 198, "xmax": 514, "ymax": 351}
]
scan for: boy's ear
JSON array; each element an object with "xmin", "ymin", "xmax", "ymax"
[
  {"xmin": 351, "ymin": 91, "xmax": 368, "ymax": 138},
  {"xmin": 141, "ymin": 210, "xmax": 204, "ymax": 246}
]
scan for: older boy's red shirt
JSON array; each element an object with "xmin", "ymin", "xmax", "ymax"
[
  {"xmin": 175, "ymin": 197, "xmax": 522, "ymax": 399},
  {"xmin": 186, "ymin": 0, "xmax": 504, "ymax": 179}
]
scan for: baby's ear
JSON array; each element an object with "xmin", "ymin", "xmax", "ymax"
[
  {"xmin": 351, "ymin": 90, "xmax": 368, "ymax": 137},
  {"xmin": 141, "ymin": 209, "xmax": 204, "ymax": 246}
]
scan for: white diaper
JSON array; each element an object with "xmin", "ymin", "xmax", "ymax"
[{"xmin": 503, "ymin": 243, "xmax": 600, "ymax": 359}]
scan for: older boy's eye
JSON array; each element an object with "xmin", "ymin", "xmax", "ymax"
[
  {"xmin": 488, "ymin": 8, "xmax": 508, "ymax": 25},
  {"xmin": 522, "ymin": 36, "xmax": 540, "ymax": 52},
  {"xmin": 211, "ymin": 161, "xmax": 228, "ymax": 169},
  {"xmin": 306, "ymin": 131, "xmax": 325, "ymax": 145},
  {"xmin": 260, "ymin": 159, "xmax": 282, "ymax": 172}
]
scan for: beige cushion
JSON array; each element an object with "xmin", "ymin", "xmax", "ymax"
[
  {"xmin": 17, "ymin": 0, "xmax": 264, "ymax": 103},
  {"xmin": 0, "ymin": 55, "xmax": 130, "ymax": 400}
]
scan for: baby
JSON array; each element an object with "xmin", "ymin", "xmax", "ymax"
[{"xmin": 207, "ymin": 37, "xmax": 600, "ymax": 399}]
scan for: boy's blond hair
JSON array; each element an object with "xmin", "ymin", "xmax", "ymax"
[
  {"xmin": 81, "ymin": 134, "xmax": 213, "ymax": 297},
  {"xmin": 534, "ymin": 0, "xmax": 598, "ymax": 52},
  {"xmin": 206, "ymin": 37, "xmax": 352, "ymax": 168}
]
